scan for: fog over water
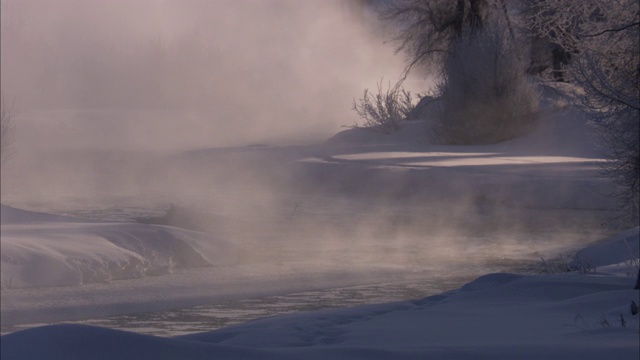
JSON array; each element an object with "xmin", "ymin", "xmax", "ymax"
[
  {"xmin": 0, "ymin": 0, "xmax": 426, "ymax": 205},
  {"xmin": 0, "ymin": 0, "xmax": 616, "ymax": 301},
  {"xmin": 2, "ymin": 0, "xmax": 410, "ymax": 151}
]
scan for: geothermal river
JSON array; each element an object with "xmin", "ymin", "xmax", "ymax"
[{"xmin": 0, "ymin": 194, "xmax": 615, "ymax": 337}]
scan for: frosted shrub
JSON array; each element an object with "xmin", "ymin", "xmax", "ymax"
[
  {"xmin": 352, "ymin": 79, "xmax": 414, "ymax": 134},
  {"xmin": 432, "ymin": 22, "xmax": 539, "ymax": 144}
]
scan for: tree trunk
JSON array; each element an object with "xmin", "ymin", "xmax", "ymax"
[
  {"xmin": 468, "ymin": 0, "xmax": 485, "ymax": 30},
  {"xmin": 551, "ymin": 44, "xmax": 571, "ymax": 82},
  {"xmin": 453, "ymin": 0, "xmax": 466, "ymax": 35}
]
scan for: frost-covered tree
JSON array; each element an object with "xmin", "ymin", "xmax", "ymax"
[
  {"xmin": 431, "ymin": 17, "xmax": 539, "ymax": 144},
  {"xmin": 374, "ymin": 0, "xmax": 538, "ymax": 144},
  {"xmin": 527, "ymin": 0, "xmax": 640, "ymax": 224},
  {"xmin": 523, "ymin": 0, "xmax": 578, "ymax": 81},
  {"xmin": 382, "ymin": 0, "xmax": 495, "ymax": 77}
]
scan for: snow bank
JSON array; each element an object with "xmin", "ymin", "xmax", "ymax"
[
  {"xmin": 2, "ymin": 272, "xmax": 637, "ymax": 360},
  {"xmin": 301, "ymin": 93, "xmax": 614, "ymax": 211},
  {"xmin": 1, "ymin": 205, "xmax": 235, "ymax": 289},
  {"xmin": 2, "ymin": 229, "xmax": 638, "ymax": 360},
  {"xmin": 571, "ymin": 227, "xmax": 639, "ymax": 270},
  {"xmin": 0, "ymin": 204, "xmax": 88, "ymax": 224}
]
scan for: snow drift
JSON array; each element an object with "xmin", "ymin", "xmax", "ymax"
[{"xmin": 1, "ymin": 205, "xmax": 235, "ymax": 289}]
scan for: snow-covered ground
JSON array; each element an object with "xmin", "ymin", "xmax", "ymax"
[
  {"xmin": 2, "ymin": 89, "xmax": 638, "ymax": 358},
  {"xmin": 0, "ymin": 204, "xmax": 238, "ymax": 289},
  {"xmin": 2, "ymin": 228, "xmax": 638, "ymax": 360}
]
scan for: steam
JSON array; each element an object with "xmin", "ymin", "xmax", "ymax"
[
  {"xmin": 1, "ymin": 0, "xmax": 408, "ymax": 150},
  {"xmin": 0, "ymin": 0, "xmax": 409, "ymax": 203},
  {"xmin": 0, "ymin": 1, "xmax": 612, "ymax": 277}
]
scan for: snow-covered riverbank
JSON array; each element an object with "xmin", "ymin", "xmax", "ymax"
[
  {"xmin": 2, "ymin": 227, "xmax": 638, "ymax": 360},
  {"xmin": 2, "ymin": 93, "xmax": 637, "ymax": 358}
]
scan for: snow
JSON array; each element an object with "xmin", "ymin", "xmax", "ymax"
[
  {"xmin": 571, "ymin": 227, "xmax": 640, "ymax": 271},
  {"xmin": 1, "ymin": 205, "xmax": 236, "ymax": 288},
  {"xmin": 2, "ymin": 231, "xmax": 638, "ymax": 359},
  {"xmin": 2, "ymin": 85, "xmax": 639, "ymax": 358}
]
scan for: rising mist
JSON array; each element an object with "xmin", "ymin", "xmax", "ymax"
[
  {"xmin": 1, "ymin": 0, "xmax": 408, "ymax": 150},
  {"xmin": 0, "ymin": 0, "xmax": 414, "ymax": 203},
  {"xmin": 0, "ymin": 0, "xmax": 614, "ymax": 274}
]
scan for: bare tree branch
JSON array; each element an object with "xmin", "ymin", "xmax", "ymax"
[
  {"xmin": 527, "ymin": 0, "xmax": 640, "ymax": 224},
  {"xmin": 579, "ymin": 21, "xmax": 640, "ymax": 38}
]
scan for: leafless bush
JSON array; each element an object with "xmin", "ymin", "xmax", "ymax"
[
  {"xmin": 539, "ymin": 254, "xmax": 572, "ymax": 274},
  {"xmin": 571, "ymin": 254, "xmax": 597, "ymax": 275},
  {"xmin": 538, "ymin": 253, "xmax": 597, "ymax": 275},
  {"xmin": 351, "ymin": 79, "xmax": 415, "ymax": 134},
  {"xmin": 623, "ymin": 239, "xmax": 640, "ymax": 278},
  {"xmin": 431, "ymin": 20, "xmax": 539, "ymax": 144},
  {"xmin": 569, "ymin": 312, "xmax": 638, "ymax": 331}
]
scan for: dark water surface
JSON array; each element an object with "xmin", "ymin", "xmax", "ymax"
[
  {"xmin": 2, "ymin": 277, "xmax": 476, "ymax": 337},
  {"xmin": 1, "ymin": 196, "xmax": 614, "ymax": 337}
]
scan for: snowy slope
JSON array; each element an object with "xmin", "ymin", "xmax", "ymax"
[
  {"xmin": 571, "ymin": 227, "xmax": 639, "ymax": 271},
  {"xmin": 1, "ymin": 205, "xmax": 236, "ymax": 289},
  {"xmin": 2, "ymin": 228, "xmax": 638, "ymax": 360}
]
